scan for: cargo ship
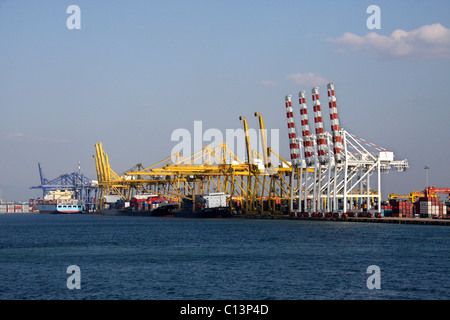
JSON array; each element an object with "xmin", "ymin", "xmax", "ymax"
[
  {"xmin": 170, "ymin": 206, "xmax": 231, "ymax": 218},
  {"xmin": 148, "ymin": 192, "xmax": 231, "ymax": 218},
  {"xmin": 129, "ymin": 203, "xmax": 178, "ymax": 217},
  {"xmin": 106, "ymin": 192, "xmax": 231, "ymax": 218},
  {"xmin": 129, "ymin": 203, "xmax": 230, "ymax": 218},
  {"xmin": 100, "ymin": 193, "xmax": 176, "ymax": 216},
  {"xmin": 36, "ymin": 190, "xmax": 83, "ymax": 214},
  {"xmin": 128, "ymin": 193, "xmax": 177, "ymax": 216},
  {"xmin": 129, "ymin": 204, "xmax": 231, "ymax": 218}
]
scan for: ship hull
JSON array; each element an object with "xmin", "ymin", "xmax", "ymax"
[
  {"xmin": 129, "ymin": 204, "xmax": 178, "ymax": 217},
  {"xmin": 101, "ymin": 207, "xmax": 132, "ymax": 216},
  {"xmin": 172, "ymin": 207, "xmax": 230, "ymax": 218},
  {"xmin": 127, "ymin": 205, "xmax": 230, "ymax": 218},
  {"xmin": 36, "ymin": 204, "xmax": 83, "ymax": 214},
  {"xmin": 37, "ymin": 204, "xmax": 83, "ymax": 214}
]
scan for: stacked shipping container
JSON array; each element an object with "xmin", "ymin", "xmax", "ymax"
[
  {"xmin": 388, "ymin": 199, "xmax": 414, "ymax": 218},
  {"xmin": 0, "ymin": 204, "xmax": 31, "ymax": 213},
  {"xmin": 415, "ymin": 197, "xmax": 446, "ymax": 218},
  {"xmin": 382, "ymin": 198, "xmax": 449, "ymax": 219},
  {"xmin": 380, "ymin": 203, "xmax": 391, "ymax": 217}
]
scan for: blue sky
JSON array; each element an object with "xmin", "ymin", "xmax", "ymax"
[{"xmin": 0, "ymin": 0, "xmax": 449, "ymax": 201}]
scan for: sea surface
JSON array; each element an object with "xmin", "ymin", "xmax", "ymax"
[{"xmin": 0, "ymin": 213, "xmax": 449, "ymax": 300}]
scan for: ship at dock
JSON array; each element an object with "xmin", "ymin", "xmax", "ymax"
[
  {"xmin": 133, "ymin": 203, "xmax": 231, "ymax": 218},
  {"xmin": 29, "ymin": 163, "xmax": 97, "ymax": 213},
  {"xmin": 100, "ymin": 193, "xmax": 174, "ymax": 216},
  {"xmin": 166, "ymin": 192, "xmax": 231, "ymax": 218},
  {"xmin": 101, "ymin": 192, "xmax": 231, "ymax": 218},
  {"xmin": 35, "ymin": 190, "xmax": 83, "ymax": 214}
]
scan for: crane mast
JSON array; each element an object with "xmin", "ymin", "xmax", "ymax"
[
  {"xmin": 327, "ymin": 83, "xmax": 344, "ymax": 163},
  {"xmin": 312, "ymin": 87, "xmax": 328, "ymax": 165},
  {"xmin": 284, "ymin": 95, "xmax": 301, "ymax": 168},
  {"xmin": 298, "ymin": 91, "xmax": 314, "ymax": 166}
]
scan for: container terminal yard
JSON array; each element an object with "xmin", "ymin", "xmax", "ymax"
[{"xmin": 3, "ymin": 83, "xmax": 449, "ymax": 225}]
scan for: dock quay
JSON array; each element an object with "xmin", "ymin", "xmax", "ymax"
[{"xmin": 234, "ymin": 214, "xmax": 450, "ymax": 226}]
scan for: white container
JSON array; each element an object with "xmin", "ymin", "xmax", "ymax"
[
  {"xmin": 379, "ymin": 152, "xmax": 394, "ymax": 161},
  {"xmin": 204, "ymin": 192, "xmax": 227, "ymax": 208}
]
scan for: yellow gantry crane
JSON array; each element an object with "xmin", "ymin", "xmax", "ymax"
[
  {"xmin": 387, "ymin": 191, "xmax": 435, "ymax": 204},
  {"xmin": 94, "ymin": 142, "xmax": 132, "ymax": 209},
  {"xmin": 94, "ymin": 114, "xmax": 295, "ymax": 214}
]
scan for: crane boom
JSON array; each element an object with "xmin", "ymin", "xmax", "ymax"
[
  {"xmin": 239, "ymin": 116, "xmax": 253, "ymax": 166},
  {"xmin": 254, "ymin": 112, "xmax": 270, "ymax": 168}
]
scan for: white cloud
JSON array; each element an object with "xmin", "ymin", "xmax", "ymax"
[
  {"xmin": 285, "ymin": 72, "xmax": 329, "ymax": 87},
  {"xmin": 258, "ymin": 80, "xmax": 280, "ymax": 88},
  {"xmin": 328, "ymin": 23, "xmax": 450, "ymax": 59},
  {"xmin": 6, "ymin": 133, "xmax": 69, "ymax": 143},
  {"xmin": 7, "ymin": 133, "xmax": 28, "ymax": 140}
]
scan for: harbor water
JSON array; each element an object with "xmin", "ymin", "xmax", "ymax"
[{"xmin": 0, "ymin": 213, "xmax": 449, "ymax": 300}]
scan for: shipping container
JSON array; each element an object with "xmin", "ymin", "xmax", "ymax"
[{"xmin": 415, "ymin": 196, "xmax": 445, "ymax": 218}]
